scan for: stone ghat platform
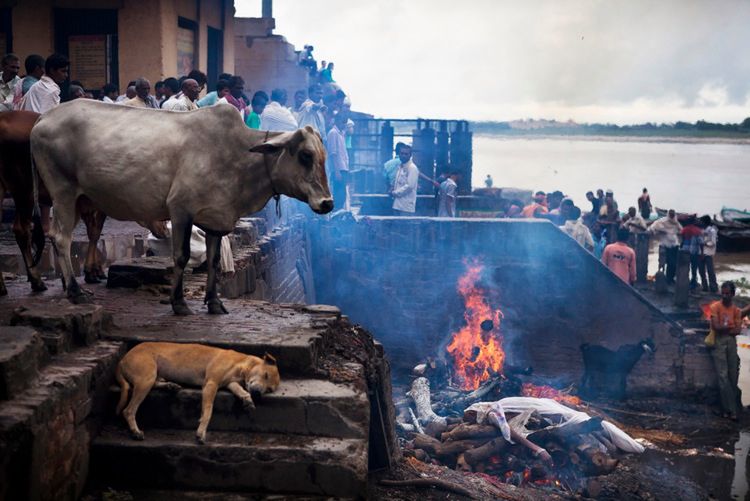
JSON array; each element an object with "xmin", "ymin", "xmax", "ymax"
[{"xmin": 0, "ymin": 224, "xmax": 397, "ymax": 500}]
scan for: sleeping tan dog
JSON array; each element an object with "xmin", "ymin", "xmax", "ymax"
[{"xmin": 115, "ymin": 342, "xmax": 280, "ymax": 443}]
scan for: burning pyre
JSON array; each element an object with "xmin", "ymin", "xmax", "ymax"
[{"xmin": 396, "ymin": 261, "xmax": 627, "ymax": 495}]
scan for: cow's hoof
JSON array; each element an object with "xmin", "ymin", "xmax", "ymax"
[
  {"xmin": 196, "ymin": 433, "xmax": 206, "ymax": 444},
  {"xmin": 172, "ymin": 301, "xmax": 194, "ymax": 316},
  {"xmin": 84, "ymin": 271, "xmax": 101, "ymax": 284},
  {"xmin": 30, "ymin": 279, "xmax": 47, "ymax": 292},
  {"xmin": 131, "ymin": 430, "xmax": 144, "ymax": 441},
  {"xmin": 207, "ymin": 300, "xmax": 228, "ymax": 315},
  {"xmin": 96, "ymin": 269, "xmax": 108, "ymax": 280}
]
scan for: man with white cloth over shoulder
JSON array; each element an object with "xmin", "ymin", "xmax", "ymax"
[{"xmin": 260, "ymin": 88, "xmax": 298, "ymax": 132}]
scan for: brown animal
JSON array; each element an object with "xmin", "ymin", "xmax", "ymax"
[
  {"xmin": 0, "ymin": 110, "xmax": 107, "ymax": 295},
  {"xmin": 115, "ymin": 342, "xmax": 281, "ymax": 443}
]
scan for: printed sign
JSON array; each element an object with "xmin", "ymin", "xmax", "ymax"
[
  {"xmin": 68, "ymin": 35, "xmax": 106, "ymax": 90},
  {"xmin": 177, "ymin": 27, "xmax": 195, "ymax": 76}
]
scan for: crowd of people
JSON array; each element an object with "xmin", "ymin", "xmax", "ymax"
[
  {"xmin": 0, "ymin": 51, "xmax": 357, "ymax": 211},
  {"xmin": 501, "ymin": 186, "xmax": 721, "ymax": 293}
]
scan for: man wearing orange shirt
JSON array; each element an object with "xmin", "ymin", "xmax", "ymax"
[
  {"xmin": 710, "ymin": 281, "xmax": 743, "ymax": 420},
  {"xmin": 602, "ymin": 228, "xmax": 636, "ymax": 285},
  {"xmin": 521, "ymin": 191, "xmax": 549, "ymax": 218}
]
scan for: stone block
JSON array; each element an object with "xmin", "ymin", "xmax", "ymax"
[
  {"xmin": 90, "ymin": 427, "xmax": 368, "ymax": 497},
  {"xmin": 0, "ymin": 327, "xmax": 46, "ymax": 400},
  {"xmin": 106, "ymin": 257, "xmax": 173, "ymax": 289},
  {"xmin": 10, "ymin": 303, "xmax": 108, "ymax": 350}
]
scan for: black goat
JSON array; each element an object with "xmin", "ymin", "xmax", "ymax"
[{"xmin": 580, "ymin": 339, "xmax": 655, "ymax": 400}]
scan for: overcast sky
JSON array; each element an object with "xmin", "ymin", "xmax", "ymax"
[{"xmin": 235, "ymin": 0, "xmax": 750, "ymax": 125}]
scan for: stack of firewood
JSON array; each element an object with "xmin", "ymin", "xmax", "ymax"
[{"xmin": 397, "ymin": 377, "xmax": 619, "ymax": 490}]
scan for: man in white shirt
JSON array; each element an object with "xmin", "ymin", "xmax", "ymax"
[
  {"xmin": 161, "ymin": 79, "xmax": 200, "ymax": 111},
  {"xmin": 0, "ymin": 53, "xmax": 21, "ymax": 111},
  {"xmin": 101, "ymin": 83, "xmax": 118, "ymax": 103},
  {"xmin": 260, "ymin": 88, "xmax": 298, "ymax": 132},
  {"xmin": 390, "ymin": 144, "xmax": 419, "ymax": 215},
  {"xmin": 648, "ymin": 209, "xmax": 682, "ymax": 283},
  {"xmin": 21, "ymin": 53, "xmax": 69, "ymax": 114},
  {"xmin": 562, "ymin": 206, "xmax": 594, "ymax": 251},
  {"xmin": 296, "ymin": 83, "xmax": 326, "ymax": 139},
  {"xmin": 699, "ymin": 215, "xmax": 719, "ymax": 293},
  {"xmin": 437, "ymin": 172, "xmax": 458, "ymax": 217},
  {"xmin": 326, "ymin": 113, "xmax": 350, "ymax": 210}
]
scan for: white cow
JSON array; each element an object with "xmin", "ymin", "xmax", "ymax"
[{"xmin": 31, "ymin": 100, "xmax": 333, "ymax": 315}]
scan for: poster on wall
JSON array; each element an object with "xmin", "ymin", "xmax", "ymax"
[
  {"xmin": 177, "ymin": 26, "xmax": 195, "ymax": 76},
  {"xmin": 68, "ymin": 35, "xmax": 106, "ymax": 90}
]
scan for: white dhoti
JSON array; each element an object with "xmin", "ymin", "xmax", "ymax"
[{"xmin": 146, "ymin": 222, "xmax": 235, "ymax": 273}]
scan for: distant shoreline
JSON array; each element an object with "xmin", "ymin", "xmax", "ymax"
[{"xmin": 474, "ymin": 132, "xmax": 750, "ymax": 145}]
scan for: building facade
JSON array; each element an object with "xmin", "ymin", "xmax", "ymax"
[{"xmin": 0, "ymin": 0, "xmax": 234, "ymax": 95}]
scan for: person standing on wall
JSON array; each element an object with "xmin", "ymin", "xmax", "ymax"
[
  {"xmin": 648, "ymin": 209, "xmax": 682, "ymax": 284},
  {"xmin": 709, "ymin": 281, "xmax": 742, "ymax": 420},
  {"xmin": 699, "ymin": 215, "xmax": 719, "ymax": 293},
  {"xmin": 638, "ymin": 187, "xmax": 653, "ymax": 220},
  {"xmin": 390, "ymin": 144, "xmax": 419, "ymax": 216},
  {"xmin": 437, "ymin": 172, "xmax": 459, "ymax": 217},
  {"xmin": 327, "ymin": 112, "xmax": 350, "ymax": 211}
]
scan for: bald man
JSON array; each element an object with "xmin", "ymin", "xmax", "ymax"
[{"xmin": 162, "ymin": 78, "xmax": 200, "ymax": 112}]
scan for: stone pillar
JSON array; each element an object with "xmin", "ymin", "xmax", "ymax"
[
  {"xmin": 413, "ymin": 124, "xmax": 436, "ymax": 193},
  {"xmin": 635, "ymin": 233, "xmax": 650, "ymax": 283},
  {"xmin": 450, "ymin": 121, "xmax": 473, "ymax": 195},
  {"xmin": 436, "ymin": 121, "xmax": 449, "ymax": 176},
  {"xmin": 262, "ymin": 0, "xmax": 273, "ymax": 18},
  {"xmin": 674, "ymin": 249, "xmax": 690, "ymax": 307}
]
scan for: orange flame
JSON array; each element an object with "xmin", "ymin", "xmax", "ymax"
[
  {"xmin": 521, "ymin": 383, "xmax": 582, "ymax": 406},
  {"xmin": 446, "ymin": 262, "xmax": 505, "ymax": 390}
]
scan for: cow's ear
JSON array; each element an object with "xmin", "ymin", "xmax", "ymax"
[
  {"xmin": 286, "ymin": 128, "xmax": 306, "ymax": 156},
  {"xmin": 249, "ymin": 142, "xmax": 282, "ymax": 154}
]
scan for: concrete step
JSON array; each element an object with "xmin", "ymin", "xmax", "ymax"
[
  {"xmin": 90, "ymin": 426, "xmax": 368, "ymax": 497},
  {"xmin": 103, "ymin": 329, "xmax": 322, "ymax": 377},
  {"xmin": 0, "ymin": 326, "xmax": 47, "ymax": 400},
  {"xmin": 10, "ymin": 301, "xmax": 109, "ymax": 355},
  {"xmin": 106, "ymin": 378, "xmax": 369, "ymax": 439}
]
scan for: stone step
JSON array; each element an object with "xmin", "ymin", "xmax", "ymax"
[
  {"xmin": 10, "ymin": 301, "xmax": 109, "ymax": 355},
  {"xmin": 106, "ymin": 378, "xmax": 369, "ymax": 439},
  {"xmin": 106, "ymin": 257, "xmax": 173, "ymax": 289},
  {"xmin": 0, "ymin": 326, "xmax": 47, "ymax": 400},
  {"xmin": 89, "ymin": 426, "xmax": 368, "ymax": 497},
  {"xmin": 103, "ymin": 329, "xmax": 322, "ymax": 377},
  {"xmin": 83, "ymin": 488, "xmax": 336, "ymax": 500}
]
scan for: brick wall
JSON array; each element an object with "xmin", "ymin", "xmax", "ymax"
[{"xmin": 310, "ymin": 216, "xmax": 718, "ymax": 397}]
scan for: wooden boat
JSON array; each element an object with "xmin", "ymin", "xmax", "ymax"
[
  {"xmin": 714, "ymin": 218, "xmax": 750, "ymax": 252},
  {"xmin": 720, "ymin": 207, "xmax": 750, "ymax": 224},
  {"xmin": 654, "ymin": 207, "xmax": 697, "ymax": 224}
]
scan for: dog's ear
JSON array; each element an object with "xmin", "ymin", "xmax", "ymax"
[{"xmin": 263, "ymin": 352, "xmax": 277, "ymax": 366}]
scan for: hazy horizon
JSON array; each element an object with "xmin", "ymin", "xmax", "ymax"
[{"xmin": 235, "ymin": 1, "xmax": 750, "ymax": 125}]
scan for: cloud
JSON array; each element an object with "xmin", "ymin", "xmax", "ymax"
[{"xmin": 235, "ymin": 0, "xmax": 750, "ymax": 123}]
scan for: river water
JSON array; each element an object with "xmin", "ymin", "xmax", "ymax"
[
  {"xmin": 472, "ymin": 135, "xmax": 750, "ymax": 217},
  {"xmin": 472, "ymin": 135, "xmax": 750, "ymax": 286}
]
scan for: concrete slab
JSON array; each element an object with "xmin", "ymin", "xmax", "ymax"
[
  {"xmin": 107, "ymin": 257, "xmax": 173, "ymax": 288},
  {"xmin": 106, "ymin": 378, "xmax": 369, "ymax": 439},
  {"xmin": 0, "ymin": 327, "xmax": 46, "ymax": 400},
  {"xmin": 10, "ymin": 302, "xmax": 108, "ymax": 353},
  {"xmin": 90, "ymin": 426, "xmax": 368, "ymax": 497}
]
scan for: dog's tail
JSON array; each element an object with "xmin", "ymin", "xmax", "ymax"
[{"xmin": 115, "ymin": 363, "xmax": 130, "ymax": 415}]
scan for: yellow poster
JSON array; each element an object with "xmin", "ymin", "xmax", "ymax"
[
  {"xmin": 177, "ymin": 27, "xmax": 195, "ymax": 76},
  {"xmin": 69, "ymin": 35, "xmax": 106, "ymax": 90}
]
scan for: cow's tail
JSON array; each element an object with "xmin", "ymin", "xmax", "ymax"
[{"xmin": 30, "ymin": 144, "xmax": 45, "ymax": 267}]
